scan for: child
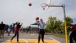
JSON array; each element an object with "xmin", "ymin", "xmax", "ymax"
[
  {"xmin": 7, "ymin": 28, "xmax": 11, "ymax": 36},
  {"xmin": 11, "ymin": 22, "xmax": 23, "ymax": 43}
]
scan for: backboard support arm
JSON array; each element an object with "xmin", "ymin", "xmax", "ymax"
[{"xmin": 49, "ymin": 5, "xmax": 63, "ymax": 7}]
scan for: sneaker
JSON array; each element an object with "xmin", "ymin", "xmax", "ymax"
[
  {"xmin": 17, "ymin": 41, "xmax": 19, "ymax": 43},
  {"xmin": 42, "ymin": 41, "xmax": 44, "ymax": 43},
  {"xmin": 10, "ymin": 40, "xmax": 12, "ymax": 43},
  {"xmin": 11, "ymin": 39, "xmax": 13, "ymax": 42},
  {"xmin": 38, "ymin": 41, "xmax": 40, "ymax": 43},
  {"xmin": 7, "ymin": 35, "xmax": 10, "ymax": 36}
]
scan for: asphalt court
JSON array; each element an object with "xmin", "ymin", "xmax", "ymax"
[
  {"xmin": 0, "ymin": 34, "xmax": 62, "ymax": 43},
  {"xmin": 2, "ymin": 39, "xmax": 59, "ymax": 43}
]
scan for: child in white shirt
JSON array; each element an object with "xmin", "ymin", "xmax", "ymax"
[{"xmin": 7, "ymin": 28, "xmax": 11, "ymax": 36}]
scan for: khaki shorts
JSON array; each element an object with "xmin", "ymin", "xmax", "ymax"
[{"xmin": 0, "ymin": 30, "xmax": 4, "ymax": 36}]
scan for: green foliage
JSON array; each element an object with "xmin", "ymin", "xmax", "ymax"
[
  {"xmin": 45, "ymin": 16, "xmax": 73, "ymax": 33},
  {"xmin": 63, "ymin": 17, "xmax": 73, "ymax": 32},
  {"xmin": 46, "ymin": 16, "xmax": 57, "ymax": 30},
  {"xmin": 56, "ymin": 20, "xmax": 63, "ymax": 31},
  {"xmin": 66, "ymin": 16, "xmax": 73, "ymax": 25},
  {"xmin": 45, "ymin": 16, "xmax": 63, "ymax": 33},
  {"xmin": 66, "ymin": 17, "xmax": 73, "ymax": 33}
]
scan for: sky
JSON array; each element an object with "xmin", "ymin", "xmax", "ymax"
[{"xmin": 0, "ymin": 0, "xmax": 76, "ymax": 27}]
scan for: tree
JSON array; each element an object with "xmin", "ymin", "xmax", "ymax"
[
  {"xmin": 55, "ymin": 20, "xmax": 63, "ymax": 31},
  {"xmin": 45, "ymin": 16, "xmax": 63, "ymax": 33},
  {"xmin": 45, "ymin": 16, "xmax": 58, "ymax": 33},
  {"xmin": 66, "ymin": 16, "xmax": 73, "ymax": 25},
  {"xmin": 65, "ymin": 17, "xmax": 73, "ymax": 33},
  {"xmin": 61, "ymin": 17, "xmax": 73, "ymax": 34}
]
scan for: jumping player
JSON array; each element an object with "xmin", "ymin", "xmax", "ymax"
[{"xmin": 11, "ymin": 22, "xmax": 23, "ymax": 43}]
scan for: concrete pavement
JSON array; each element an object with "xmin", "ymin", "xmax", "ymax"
[{"xmin": 0, "ymin": 33, "xmax": 66, "ymax": 43}]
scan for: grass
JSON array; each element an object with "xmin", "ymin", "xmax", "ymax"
[{"xmin": 51, "ymin": 33, "xmax": 66, "ymax": 39}]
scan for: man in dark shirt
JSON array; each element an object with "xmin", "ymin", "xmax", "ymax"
[
  {"xmin": 11, "ymin": 22, "xmax": 23, "ymax": 43},
  {"xmin": 70, "ymin": 24, "xmax": 76, "ymax": 43},
  {"xmin": 0, "ymin": 22, "xmax": 5, "ymax": 38}
]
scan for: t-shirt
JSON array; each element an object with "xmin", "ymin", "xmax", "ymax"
[
  {"xmin": 14, "ymin": 24, "xmax": 21, "ymax": 32},
  {"xmin": 16, "ymin": 24, "xmax": 21, "ymax": 28},
  {"xmin": 72, "ymin": 25, "xmax": 76, "ymax": 31},
  {"xmin": 0, "ymin": 24, "xmax": 5, "ymax": 30},
  {"xmin": 8, "ymin": 28, "xmax": 11, "ymax": 32},
  {"xmin": 38, "ymin": 22, "xmax": 45, "ymax": 29}
]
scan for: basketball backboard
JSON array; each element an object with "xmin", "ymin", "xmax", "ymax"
[{"xmin": 46, "ymin": 0, "xmax": 51, "ymax": 8}]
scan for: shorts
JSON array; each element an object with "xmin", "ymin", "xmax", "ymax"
[{"xmin": 0, "ymin": 30, "xmax": 4, "ymax": 36}]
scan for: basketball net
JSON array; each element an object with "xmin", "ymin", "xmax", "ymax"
[{"xmin": 41, "ymin": 3, "xmax": 49, "ymax": 10}]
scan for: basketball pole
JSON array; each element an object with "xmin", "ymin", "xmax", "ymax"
[
  {"xmin": 63, "ymin": 4, "xmax": 68, "ymax": 43},
  {"xmin": 49, "ymin": 4, "xmax": 68, "ymax": 43}
]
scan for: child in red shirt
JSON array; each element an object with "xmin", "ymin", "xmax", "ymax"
[{"xmin": 11, "ymin": 22, "xmax": 23, "ymax": 43}]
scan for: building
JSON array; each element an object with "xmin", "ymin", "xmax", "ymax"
[{"xmin": 27, "ymin": 25, "xmax": 39, "ymax": 33}]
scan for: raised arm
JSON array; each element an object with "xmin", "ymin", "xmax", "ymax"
[
  {"xmin": 20, "ymin": 23, "xmax": 23, "ymax": 26},
  {"xmin": 36, "ymin": 20, "xmax": 40, "ymax": 26}
]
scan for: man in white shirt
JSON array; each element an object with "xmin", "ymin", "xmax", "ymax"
[{"xmin": 37, "ymin": 19, "xmax": 45, "ymax": 43}]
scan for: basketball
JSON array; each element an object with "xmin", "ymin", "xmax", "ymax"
[
  {"xmin": 36, "ymin": 17, "xmax": 39, "ymax": 20},
  {"xmin": 29, "ymin": 3, "xmax": 32, "ymax": 6}
]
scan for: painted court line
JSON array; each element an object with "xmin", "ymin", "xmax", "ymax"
[
  {"xmin": 1, "ymin": 39, "xmax": 28, "ymax": 43},
  {"xmin": 1, "ymin": 39, "xmax": 10, "ymax": 43},
  {"xmin": 1, "ymin": 37, "xmax": 61, "ymax": 43},
  {"xmin": 30, "ymin": 34, "xmax": 35, "ymax": 35},
  {"xmin": 1, "ymin": 39, "xmax": 60, "ymax": 43},
  {"xmin": 49, "ymin": 37, "xmax": 61, "ymax": 43},
  {"xmin": 20, "ymin": 39, "xmax": 28, "ymax": 43}
]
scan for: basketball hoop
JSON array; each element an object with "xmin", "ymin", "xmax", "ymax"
[{"xmin": 41, "ymin": 3, "xmax": 48, "ymax": 10}]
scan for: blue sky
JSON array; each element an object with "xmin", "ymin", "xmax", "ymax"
[
  {"xmin": 0, "ymin": 0, "xmax": 76, "ymax": 27},
  {"xmin": 73, "ymin": 18, "xmax": 76, "ymax": 24}
]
